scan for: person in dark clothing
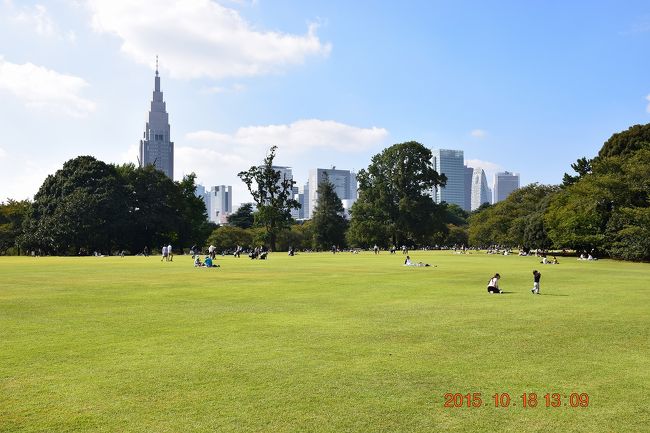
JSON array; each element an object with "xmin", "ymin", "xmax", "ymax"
[{"xmin": 531, "ymin": 270, "xmax": 541, "ymax": 294}]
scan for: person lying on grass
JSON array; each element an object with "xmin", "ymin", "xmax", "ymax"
[{"xmin": 403, "ymin": 255, "xmax": 431, "ymax": 267}]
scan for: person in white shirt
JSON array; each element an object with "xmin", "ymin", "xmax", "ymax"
[
  {"xmin": 161, "ymin": 245, "xmax": 168, "ymax": 262},
  {"xmin": 167, "ymin": 244, "xmax": 173, "ymax": 262},
  {"xmin": 487, "ymin": 273, "xmax": 502, "ymax": 294}
]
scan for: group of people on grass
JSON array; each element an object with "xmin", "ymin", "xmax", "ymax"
[
  {"xmin": 193, "ymin": 255, "xmax": 219, "ymax": 268},
  {"xmin": 160, "ymin": 244, "xmax": 173, "ymax": 262},
  {"xmin": 487, "ymin": 270, "xmax": 541, "ymax": 295}
]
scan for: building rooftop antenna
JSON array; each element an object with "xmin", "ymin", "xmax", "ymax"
[{"xmin": 155, "ymin": 55, "xmax": 159, "ymax": 76}]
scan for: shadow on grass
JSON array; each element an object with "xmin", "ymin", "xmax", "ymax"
[{"xmin": 540, "ymin": 293, "xmax": 569, "ymax": 297}]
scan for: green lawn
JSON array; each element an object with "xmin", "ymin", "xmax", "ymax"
[{"xmin": 1, "ymin": 252, "xmax": 648, "ymax": 432}]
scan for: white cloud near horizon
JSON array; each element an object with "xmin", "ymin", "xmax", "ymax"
[
  {"xmin": 470, "ymin": 129, "xmax": 487, "ymax": 138},
  {"xmin": 186, "ymin": 119, "xmax": 388, "ymax": 154},
  {"xmin": 86, "ymin": 0, "xmax": 332, "ymax": 79},
  {"xmin": 0, "ymin": 56, "xmax": 96, "ymax": 117},
  {"xmin": 176, "ymin": 119, "xmax": 388, "ymax": 206},
  {"xmin": 465, "ymin": 158, "xmax": 504, "ymax": 183}
]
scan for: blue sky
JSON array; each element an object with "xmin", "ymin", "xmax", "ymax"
[{"xmin": 1, "ymin": 0, "xmax": 649, "ymax": 206}]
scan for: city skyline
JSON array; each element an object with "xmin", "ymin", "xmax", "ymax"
[{"xmin": 1, "ymin": 1, "xmax": 650, "ymax": 205}]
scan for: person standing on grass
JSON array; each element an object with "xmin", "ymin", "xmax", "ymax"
[
  {"xmin": 487, "ymin": 273, "xmax": 502, "ymax": 294},
  {"xmin": 167, "ymin": 244, "xmax": 173, "ymax": 262},
  {"xmin": 531, "ymin": 270, "xmax": 541, "ymax": 294},
  {"xmin": 161, "ymin": 245, "xmax": 167, "ymax": 262}
]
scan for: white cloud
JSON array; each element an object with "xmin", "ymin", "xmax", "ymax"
[
  {"xmin": 0, "ymin": 147, "xmax": 6, "ymax": 159},
  {"xmin": 9, "ymin": 3, "xmax": 76, "ymax": 41},
  {"xmin": 470, "ymin": 129, "xmax": 487, "ymax": 138},
  {"xmin": 179, "ymin": 119, "xmax": 388, "ymax": 205},
  {"xmin": 86, "ymin": 0, "xmax": 331, "ymax": 79},
  {"xmin": 185, "ymin": 119, "xmax": 388, "ymax": 154},
  {"xmin": 646, "ymin": 94, "xmax": 650, "ymax": 113},
  {"xmin": 0, "ymin": 57, "xmax": 96, "ymax": 117},
  {"xmin": 464, "ymin": 158, "xmax": 504, "ymax": 183},
  {"xmin": 13, "ymin": 4, "xmax": 55, "ymax": 36}
]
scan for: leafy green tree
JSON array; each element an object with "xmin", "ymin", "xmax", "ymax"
[
  {"xmin": 311, "ymin": 176, "xmax": 348, "ymax": 249},
  {"xmin": 545, "ymin": 175, "xmax": 611, "ymax": 251},
  {"xmin": 206, "ymin": 226, "xmax": 253, "ymax": 252},
  {"xmin": 598, "ymin": 123, "xmax": 650, "ymax": 158},
  {"xmin": 176, "ymin": 173, "xmax": 212, "ymax": 250},
  {"xmin": 117, "ymin": 163, "xmax": 182, "ymax": 253},
  {"xmin": 547, "ymin": 146, "xmax": 650, "ymax": 259},
  {"xmin": 468, "ymin": 184, "xmax": 559, "ymax": 247},
  {"xmin": 227, "ymin": 203, "xmax": 255, "ymax": 229},
  {"xmin": 444, "ymin": 224, "xmax": 469, "ymax": 246},
  {"xmin": 237, "ymin": 146, "xmax": 300, "ymax": 251},
  {"xmin": 277, "ymin": 222, "xmax": 314, "ymax": 251},
  {"xmin": 562, "ymin": 157, "xmax": 593, "ymax": 187},
  {"xmin": 443, "ymin": 203, "xmax": 469, "ymax": 226},
  {"xmin": 19, "ymin": 156, "xmax": 129, "ymax": 254},
  {"xmin": 0, "ymin": 199, "xmax": 30, "ymax": 255},
  {"xmin": 349, "ymin": 141, "xmax": 447, "ymax": 247}
]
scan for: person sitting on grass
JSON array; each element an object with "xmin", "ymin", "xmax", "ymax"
[
  {"xmin": 487, "ymin": 273, "xmax": 502, "ymax": 294},
  {"xmin": 204, "ymin": 256, "xmax": 220, "ymax": 268},
  {"xmin": 194, "ymin": 256, "xmax": 202, "ymax": 267}
]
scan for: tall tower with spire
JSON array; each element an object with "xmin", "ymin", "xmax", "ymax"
[{"xmin": 139, "ymin": 57, "xmax": 174, "ymax": 178}]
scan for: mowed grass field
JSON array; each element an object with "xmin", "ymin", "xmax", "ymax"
[{"xmin": 1, "ymin": 252, "xmax": 649, "ymax": 433}]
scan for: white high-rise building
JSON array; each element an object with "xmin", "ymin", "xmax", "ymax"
[
  {"xmin": 307, "ymin": 168, "xmax": 357, "ymax": 219},
  {"xmin": 209, "ymin": 185, "xmax": 232, "ymax": 224},
  {"xmin": 431, "ymin": 149, "xmax": 465, "ymax": 208},
  {"xmin": 471, "ymin": 168, "xmax": 492, "ymax": 211},
  {"xmin": 493, "ymin": 171, "xmax": 520, "ymax": 203},
  {"xmin": 196, "ymin": 184, "xmax": 232, "ymax": 224},
  {"xmin": 139, "ymin": 59, "xmax": 174, "ymax": 178}
]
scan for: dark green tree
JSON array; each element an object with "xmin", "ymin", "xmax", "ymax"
[
  {"xmin": 311, "ymin": 175, "xmax": 348, "ymax": 249},
  {"xmin": 349, "ymin": 141, "xmax": 447, "ymax": 247},
  {"xmin": 562, "ymin": 157, "xmax": 592, "ymax": 187},
  {"xmin": 0, "ymin": 199, "xmax": 30, "ymax": 255},
  {"xmin": 443, "ymin": 203, "xmax": 469, "ymax": 226},
  {"xmin": 176, "ymin": 173, "xmax": 212, "ymax": 250},
  {"xmin": 117, "ymin": 163, "xmax": 182, "ymax": 253},
  {"xmin": 237, "ymin": 146, "xmax": 300, "ymax": 251},
  {"xmin": 598, "ymin": 123, "xmax": 650, "ymax": 158},
  {"xmin": 227, "ymin": 203, "xmax": 255, "ymax": 229},
  {"xmin": 468, "ymin": 184, "xmax": 559, "ymax": 247},
  {"xmin": 19, "ymin": 156, "xmax": 129, "ymax": 254}
]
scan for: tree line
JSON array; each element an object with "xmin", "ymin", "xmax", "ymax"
[
  {"xmin": 1, "ymin": 123, "xmax": 648, "ymax": 261},
  {"xmin": 1, "ymin": 156, "xmax": 213, "ymax": 255}
]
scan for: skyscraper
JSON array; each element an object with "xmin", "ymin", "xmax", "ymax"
[
  {"xmin": 196, "ymin": 184, "xmax": 232, "ymax": 224},
  {"xmin": 209, "ymin": 185, "xmax": 232, "ymax": 224},
  {"xmin": 431, "ymin": 149, "xmax": 465, "ymax": 208},
  {"xmin": 471, "ymin": 168, "xmax": 491, "ymax": 211},
  {"xmin": 307, "ymin": 168, "xmax": 357, "ymax": 219},
  {"xmin": 464, "ymin": 165, "xmax": 474, "ymax": 212},
  {"xmin": 493, "ymin": 171, "xmax": 520, "ymax": 203},
  {"xmin": 139, "ymin": 58, "xmax": 174, "ymax": 178},
  {"xmin": 296, "ymin": 182, "xmax": 309, "ymax": 220}
]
